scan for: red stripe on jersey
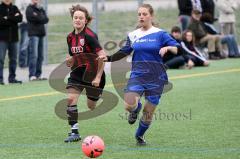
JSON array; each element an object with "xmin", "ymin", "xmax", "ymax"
[
  {"xmin": 67, "ymin": 28, "xmax": 99, "ymax": 74},
  {"xmin": 85, "ymin": 27, "xmax": 97, "ymax": 38},
  {"xmin": 95, "ymin": 47, "xmax": 102, "ymax": 53}
]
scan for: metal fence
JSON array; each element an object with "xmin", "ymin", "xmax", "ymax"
[
  {"xmin": 42, "ymin": 0, "xmax": 180, "ymax": 64},
  {"xmin": 13, "ymin": 0, "xmax": 240, "ymax": 65},
  {"xmin": 42, "ymin": 0, "xmax": 177, "ymax": 64}
]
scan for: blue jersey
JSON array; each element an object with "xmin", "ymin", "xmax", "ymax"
[
  {"xmin": 120, "ymin": 26, "xmax": 179, "ymax": 81},
  {"xmin": 121, "ymin": 27, "xmax": 178, "ymax": 105}
]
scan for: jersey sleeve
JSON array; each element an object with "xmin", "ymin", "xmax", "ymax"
[
  {"xmin": 119, "ymin": 36, "xmax": 133, "ymax": 55},
  {"xmin": 85, "ymin": 34, "xmax": 102, "ymax": 53},
  {"xmin": 160, "ymin": 32, "xmax": 180, "ymax": 47},
  {"xmin": 67, "ymin": 35, "xmax": 73, "ymax": 56}
]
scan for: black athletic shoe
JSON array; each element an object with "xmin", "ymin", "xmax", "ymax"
[
  {"xmin": 9, "ymin": 79, "xmax": 22, "ymax": 84},
  {"xmin": 136, "ymin": 136, "xmax": 147, "ymax": 146},
  {"xmin": 128, "ymin": 103, "xmax": 142, "ymax": 125},
  {"xmin": 64, "ymin": 133, "xmax": 81, "ymax": 143}
]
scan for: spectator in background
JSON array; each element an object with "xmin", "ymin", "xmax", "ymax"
[
  {"xmin": 188, "ymin": 9, "xmax": 223, "ymax": 60},
  {"xmin": 0, "ymin": 0, "xmax": 23, "ymax": 85},
  {"xmin": 15, "ymin": 0, "xmax": 31, "ymax": 68},
  {"xmin": 100, "ymin": 0, "xmax": 105, "ymax": 11},
  {"xmin": 26, "ymin": 0, "xmax": 49, "ymax": 81},
  {"xmin": 191, "ymin": 0, "xmax": 202, "ymax": 12},
  {"xmin": 163, "ymin": 26, "xmax": 189, "ymax": 69},
  {"xmin": 181, "ymin": 30, "xmax": 209, "ymax": 67},
  {"xmin": 200, "ymin": 0, "xmax": 216, "ymax": 24},
  {"xmin": 177, "ymin": 0, "xmax": 193, "ymax": 31},
  {"xmin": 215, "ymin": 0, "xmax": 238, "ymax": 36},
  {"xmin": 201, "ymin": 13, "xmax": 240, "ymax": 58}
]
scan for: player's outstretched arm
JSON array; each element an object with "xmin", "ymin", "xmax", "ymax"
[
  {"xmin": 97, "ymin": 50, "xmax": 128, "ymax": 62},
  {"xmin": 107, "ymin": 50, "xmax": 128, "ymax": 62}
]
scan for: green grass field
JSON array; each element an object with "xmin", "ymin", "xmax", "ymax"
[{"xmin": 0, "ymin": 59, "xmax": 240, "ymax": 159}]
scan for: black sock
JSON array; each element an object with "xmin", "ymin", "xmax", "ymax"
[
  {"xmin": 72, "ymin": 126, "xmax": 79, "ymax": 134},
  {"xmin": 67, "ymin": 105, "xmax": 79, "ymax": 134}
]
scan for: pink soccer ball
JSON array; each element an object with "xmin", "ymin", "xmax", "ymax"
[{"xmin": 82, "ymin": 135, "xmax": 105, "ymax": 158}]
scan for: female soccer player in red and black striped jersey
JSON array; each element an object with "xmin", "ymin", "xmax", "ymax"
[{"xmin": 64, "ymin": 4, "xmax": 107, "ymax": 143}]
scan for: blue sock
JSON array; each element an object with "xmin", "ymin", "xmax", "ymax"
[
  {"xmin": 135, "ymin": 120, "xmax": 150, "ymax": 137},
  {"xmin": 132, "ymin": 101, "xmax": 142, "ymax": 113}
]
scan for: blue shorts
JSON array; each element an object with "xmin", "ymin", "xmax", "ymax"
[{"xmin": 124, "ymin": 78, "xmax": 166, "ymax": 105}]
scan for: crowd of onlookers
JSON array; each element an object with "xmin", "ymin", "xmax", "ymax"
[
  {"xmin": 0, "ymin": 0, "xmax": 239, "ymax": 85},
  {"xmin": 0, "ymin": 0, "xmax": 48, "ymax": 85},
  {"xmin": 163, "ymin": 0, "xmax": 240, "ymax": 69}
]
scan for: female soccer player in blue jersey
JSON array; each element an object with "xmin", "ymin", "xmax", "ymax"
[
  {"xmin": 64, "ymin": 5, "xmax": 107, "ymax": 143},
  {"xmin": 101, "ymin": 4, "xmax": 179, "ymax": 145}
]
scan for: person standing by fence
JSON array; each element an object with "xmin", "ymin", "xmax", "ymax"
[
  {"xmin": 215, "ymin": 0, "xmax": 238, "ymax": 36},
  {"xmin": 15, "ymin": 0, "xmax": 31, "ymax": 68},
  {"xmin": 0, "ymin": 0, "xmax": 23, "ymax": 85},
  {"xmin": 177, "ymin": 0, "xmax": 193, "ymax": 31},
  {"xmin": 26, "ymin": 0, "xmax": 49, "ymax": 81}
]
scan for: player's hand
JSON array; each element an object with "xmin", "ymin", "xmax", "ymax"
[
  {"xmin": 66, "ymin": 55, "xmax": 74, "ymax": 67},
  {"xmin": 159, "ymin": 46, "xmax": 169, "ymax": 57},
  {"xmin": 96, "ymin": 55, "xmax": 108, "ymax": 62},
  {"xmin": 92, "ymin": 77, "xmax": 101, "ymax": 87}
]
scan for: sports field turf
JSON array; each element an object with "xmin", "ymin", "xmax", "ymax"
[{"xmin": 0, "ymin": 58, "xmax": 240, "ymax": 159}]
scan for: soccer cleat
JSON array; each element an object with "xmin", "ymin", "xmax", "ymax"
[
  {"xmin": 64, "ymin": 133, "xmax": 81, "ymax": 143},
  {"xmin": 128, "ymin": 102, "xmax": 142, "ymax": 125},
  {"xmin": 136, "ymin": 136, "xmax": 147, "ymax": 146}
]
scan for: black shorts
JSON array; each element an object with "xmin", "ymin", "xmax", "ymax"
[{"xmin": 66, "ymin": 72, "xmax": 105, "ymax": 101}]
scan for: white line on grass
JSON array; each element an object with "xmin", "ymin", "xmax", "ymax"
[{"xmin": 0, "ymin": 143, "xmax": 239, "ymax": 154}]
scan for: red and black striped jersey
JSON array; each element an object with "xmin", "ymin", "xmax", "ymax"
[
  {"xmin": 66, "ymin": 27, "xmax": 102, "ymax": 80},
  {"xmin": 67, "ymin": 27, "xmax": 102, "ymax": 56}
]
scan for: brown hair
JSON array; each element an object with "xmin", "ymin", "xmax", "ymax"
[
  {"xmin": 139, "ymin": 4, "xmax": 154, "ymax": 16},
  {"xmin": 69, "ymin": 4, "xmax": 93, "ymax": 26},
  {"xmin": 192, "ymin": 9, "xmax": 202, "ymax": 15},
  {"xmin": 182, "ymin": 29, "xmax": 196, "ymax": 45},
  {"xmin": 138, "ymin": 3, "xmax": 158, "ymax": 27},
  {"xmin": 171, "ymin": 26, "xmax": 181, "ymax": 34},
  {"xmin": 200, "ymin": 12, "xmax": 214, "ymax": 23}
]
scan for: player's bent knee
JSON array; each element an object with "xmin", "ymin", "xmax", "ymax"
[
  {"xmin": 124, "ymin": 93, "xmax": 139, "ymax": 105},
  {"xmin": 88, "ymin": 104, "xmax": 96, "ymax": 110},
  {"xmin": 124, "ymin": 98, "xmax": 138, "ymax": 111},
  {"xmin": 67, "ymin": 96, "xmax": 78, "ymax": 105},
  {"xmin": 87, "ymin": 99, "xmax": 97, "ymax": 110},
  {"xmin": 124, "ymin": 101, "xmax": 137, "ymax": 112}
]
